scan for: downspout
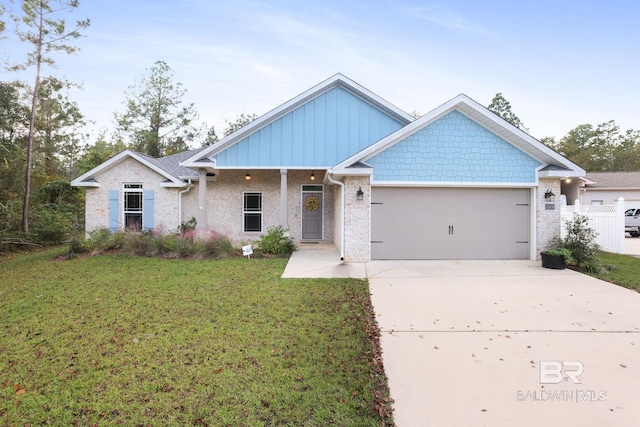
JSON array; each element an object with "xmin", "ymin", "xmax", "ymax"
[
  {"xmin": 178, "ymin": 179, "xmax": 193, "ymax": 228},
  {"xmin": 326, "ymin": 172, "xmax": 345, "ymax": 261}
]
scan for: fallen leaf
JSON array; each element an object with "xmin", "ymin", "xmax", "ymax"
[{"xmin": 16, "ymin": 389, "xmax": 25, "ymax": 396}]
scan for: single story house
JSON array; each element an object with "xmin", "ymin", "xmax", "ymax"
[
  {"xmin": 71, "ymin": 73, "xmax": 585, "ymax": 262},
  {"xmin": 563, "ymin": 172, "xmax": 640, "ymax": 209}
]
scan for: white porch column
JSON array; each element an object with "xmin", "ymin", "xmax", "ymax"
[
  {"xmin": 196, "ymin": 168, "xmax": 209, "ymax": 230},
  {"xmin": 280, "ymin": 169, "xmax": 289, "ymax": 230}
]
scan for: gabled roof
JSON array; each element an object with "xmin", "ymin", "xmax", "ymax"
[
  {"xmin": 584, "ymin": 172, "xmax": 640, "ymax": 189},
  {"xmin": 70, "ymin": 148, "xmax": 207, "ymax": 188},
  {"xmin": 332, "ymin": 94, "xmax": 586, "ymax": 178},
  {"xmin": 180, "ymin": 73, "xmax": 415, "ymax": 168}
]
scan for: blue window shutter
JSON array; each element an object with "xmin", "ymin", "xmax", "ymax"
[
  {"xmin": 143, "ymin": 189, "xmax": 154, "ymax": 231},
  {"xmin": 109, "ymin": 190, "xmax": 119, "ymax": 233}
]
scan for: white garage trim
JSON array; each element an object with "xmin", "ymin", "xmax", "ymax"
[{"xmin": 530, "ymin": 189, "xmax": 537, "ymax": 261}]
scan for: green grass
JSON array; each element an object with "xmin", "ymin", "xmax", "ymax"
[
  {"xmin": 0, "ymin": 249, "xmax": 392, "ymax": 426},
  {"xmin": 587, "ymin": 251, "xmax": 640, "ymax": 291}
]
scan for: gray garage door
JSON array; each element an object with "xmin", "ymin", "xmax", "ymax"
[{"xmin": 371, "ymin": 187, "xmax": 530, "ymax": 259}]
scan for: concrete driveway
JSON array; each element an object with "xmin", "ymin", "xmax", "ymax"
[
  {"xmin": 369, "ymin": 260, "xmax": 640, "ymax": 427},
  {"xmin": 625, "ymin": 235, "xmax": 640, "ymax": 256}
]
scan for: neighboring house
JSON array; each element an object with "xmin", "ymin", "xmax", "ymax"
[
  {"xmin": 570, "ymin": 172, "xmax": 640, "ymax": 208},
  {"xmin": 71, "ymin": 73, "xmax": 585, "ymax": 262}
]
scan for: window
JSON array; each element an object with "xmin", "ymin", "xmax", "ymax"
[
  {"xmin": 124, "ymin": 184, "xmax": 143, "ymax": 230},
  {"xmin": 243, "ymin": 192, "xmax": 262, "ymax": 232},
  {"xmin": 591, "ymin": 200, "xmax": 603, "ymax": 206}
]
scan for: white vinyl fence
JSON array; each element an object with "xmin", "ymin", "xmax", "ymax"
[{"xmin": 560, "ymin": 198, "xmax": 625, "ymax": 254}]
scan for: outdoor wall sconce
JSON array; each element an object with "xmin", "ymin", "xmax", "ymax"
[
  {"xmin": 245, "ymin": 173, "xmax": 252, "ymax": 181},
  {"xmin": 544, "ymin": 189, "xmax": 555, "ymax": 202},
  {"xmin": 310, "ymin": 171, "xmax": 315, "ymax": 181},
  {"xmin": 356, "ymin": 187, "xmax": 364, "ymax": 201}
]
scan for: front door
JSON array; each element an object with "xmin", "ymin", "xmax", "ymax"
[{"xmin": 302, "ymin": 186, "xmax": 323, "ymax": 240}]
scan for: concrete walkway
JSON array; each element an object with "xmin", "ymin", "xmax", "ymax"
[
  {"xmin": 282, "ymin": 246, "xmax": 640, "ymax": 426},
  {"xmin": 281, "ymin": 243, "xmax": 367, "ymax": 278}
]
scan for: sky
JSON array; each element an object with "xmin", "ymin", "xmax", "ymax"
[{"xmin": 3, "ymin": 0, "xmax": 639, "ymax": 146}]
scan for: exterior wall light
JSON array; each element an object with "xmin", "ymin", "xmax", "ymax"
[
  {"xmin": 245, "ymin": 173, "xmax": 252, "ymax": 181},
  {"xmin": 310, "ymin": 171, "xmax": 315, "ymax": 181},
  {"xmin": 356, "ymin": 187, "xmax": 364, "ymax": 201},
  {"xmin": 544, "ymin": 189, "xmax": 555, "ymax": 202}
]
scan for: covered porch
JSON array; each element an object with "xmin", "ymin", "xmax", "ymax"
[{"xmin": 189, "ymin": 167, "xmax": 372, "ymax": 262}]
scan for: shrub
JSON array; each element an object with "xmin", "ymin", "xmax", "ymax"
[
  {"xmin": 549, "ymin": 214, "xmax": 601, "ymax": 272},
  {"xmin": 215, "ymin": 236, "xmax": 237, "ymax": 258},
  {"xmin": 164, "ymin": 234, "xmax": 178, "ymax": 252},
  {"xmin": 0, "ymin": 201, "xmax": 23, "ymax": 253},
  {"xmin": 174, "ymin": 236, "xmax": 195, "ymax": 258},
  {"xmin": 71, "ymin": 228, "xmax": 239, "ymax": 260},
  {"xmin": 255, "ymin": 226, "xmax": 295, "ymax": 257},
  {"xmin": 543, "ymin": 247, "xmax": 574, "ymax": 264},
  {"xmin": 561, "ymin": 214, "xmax": 600, "ymax": 267},
  {"xmin": 69, "ymin": 238, "xmax": 87, "ymax": 254},
  {"xmin": 196, "ymin": 233, "xmax": 237, "ymax": 258},
  {"xmin": 582, "ymin": 259, "xmax": 605, "ymax": 274},
  {"xmin": 30, "ymin": 204, "xmax": 78, "ymax": 244},
  {"xmin": 85, "ymin": 228, "xmax": 111, "ymax": 252},
  {"xmin": 122, "ymin": 232, "xmax": 149, "ymax": 256},
  {"xmin": 148, "ymin": 233, "xmax": 171, "ymax": 256},
  {"xmin": 85, "ymin": 229, "xmax": 125, "ymax": 253}
]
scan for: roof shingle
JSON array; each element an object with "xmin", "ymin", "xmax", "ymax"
[{"xmin": 585, "ymin": 172, "xmax": 640, "ymax": 189}]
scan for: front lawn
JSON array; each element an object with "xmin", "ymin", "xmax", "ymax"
[
  {"xmin": 0, "ymin": 249, "xmax": 392, "ymax": 426},
  {"xmin": 587, "ymin": 251, "xmax": 640, "ymax": 291}
]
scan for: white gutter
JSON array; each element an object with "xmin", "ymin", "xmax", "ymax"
[
  {"xmin": 326, "ymin": 172, "xmax": 345, "ymax": 261},
  {"xmin": 178, "ymin": 180, "xmax": 194, "ymax": 227}
]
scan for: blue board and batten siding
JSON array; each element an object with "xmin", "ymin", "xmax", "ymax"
[
  {"xmin": 368, "ymin": 111, "xmax": 542, "ymax": 183},
  {"xmin": 214, "ymin": 87, "xmax": 405, "ymax": 167}
]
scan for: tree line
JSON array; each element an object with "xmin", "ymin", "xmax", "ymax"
[
  {"xmin": 0, "ymin": 2, "xmax": 253, "ymax": 248},
  {"xmin": 0, "ymin": 2, "xmax": 637, "ymax": 248},
  {"xmin": 488, "ymin": 93, "xmax": 640, "ymax": 172}
]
